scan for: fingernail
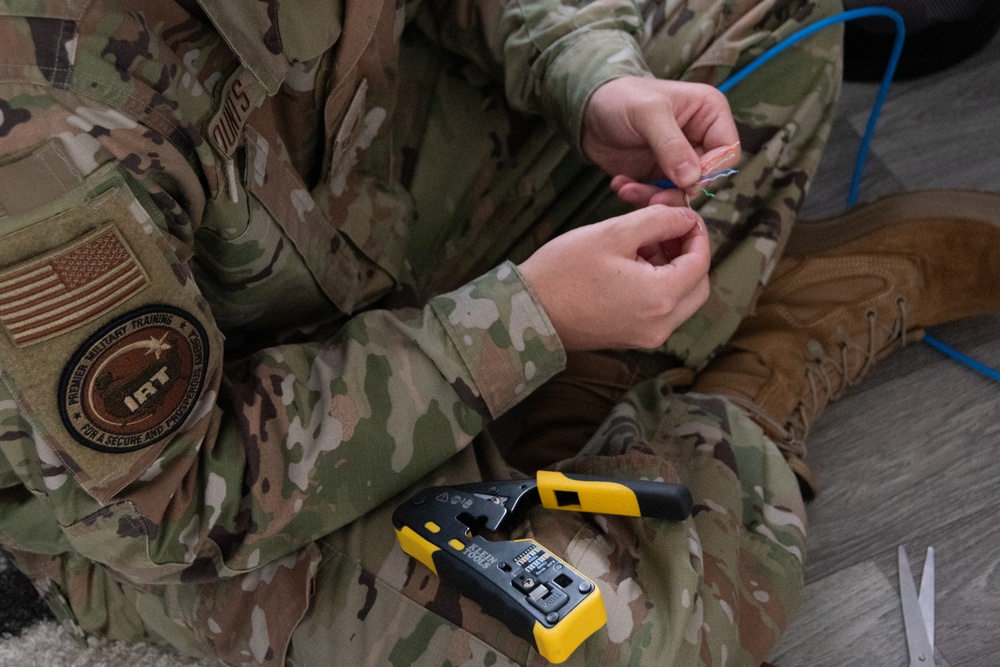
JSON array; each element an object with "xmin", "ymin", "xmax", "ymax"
[
  {"xmin": 681, "ymin": 207, "xmax": 706, "ymax": 231},
  {"xmin": 676, "ymin": 160, "xmax": 700, "ymax": 187}
]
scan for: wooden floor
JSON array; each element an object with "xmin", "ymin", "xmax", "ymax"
[{"xmin": 768, "ymin": 30, "xmax": 1000, "ymax": 667}]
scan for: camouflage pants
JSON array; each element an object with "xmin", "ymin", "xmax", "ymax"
[{"xmin": 287, "ymin": 1, "xmax": 842, "ymax": 666}]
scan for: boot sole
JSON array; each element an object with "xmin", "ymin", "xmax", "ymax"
[{"xmin": 786, "ymin": 189, "xmax": 1000, "ymax": 255}]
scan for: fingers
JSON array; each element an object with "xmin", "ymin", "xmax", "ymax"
[
  {"xmin": 639, "ymin": 82, "xmax": 737, "ymax": 188},
  {"xmin": 634, "ymin": 221, "xmax": 711, "ymax": 349},
  {"xmin": 645, "ymin": 113, "xmax": 703, "ymax": 188},
  {"xmin": 612, "ymin": 87, "xmax": 740, "ymax": 207},
  {"xmin": 620, "ymin": 244, "xmax": 712, "ymax": 350},
  {"xmin": 662, "ymin": 215, "xmax": 710, "ymax": 286},
  {"xmin": 584, "ymin": 76, "xmax": 740, "ymax": 205},
  {"xmin": 612, "ymin": 205, "xmax": 710, "ymax": 301},
  {"xmin": 517, "ymin": 204, "xmax": 712, "ymax": 352},
  {"xmin": 612, "ymin": 204, "xmax": 701, "ymax": 253},
  {"xmin": 686, "ymin": 86, "xmax": 740, "ymax": 156},
  {"xmin": 699, "ymin": 141, "xmax": 742, "ymax": 174},
  {"xmin": 611, "ymin": 176, "xmax": 688, "ymax": 208}
]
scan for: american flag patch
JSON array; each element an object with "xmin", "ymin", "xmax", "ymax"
[{"xmin": 0, "ymin": 226, "xmax": 149, "ymax": 346}]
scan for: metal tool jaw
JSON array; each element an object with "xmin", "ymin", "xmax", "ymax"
[{"xmin": 392, "ymin": 472, "xmax": 692, "ymax": 663}]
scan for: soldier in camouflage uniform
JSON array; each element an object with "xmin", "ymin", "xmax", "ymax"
[{"xmin": 5, "ymin": 1, "xmax": 992, "ymax": 665}]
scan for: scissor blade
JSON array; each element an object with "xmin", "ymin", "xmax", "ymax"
[
  {"xmin": 899, "ymin": 546, "xmax": 935, "ymax": 667},
  {"xmin": 918, "ymin": 547, "xmax": 935, "ymax": 652}
]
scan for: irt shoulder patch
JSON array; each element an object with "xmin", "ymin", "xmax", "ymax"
[{"xmin": 58, "ymin": 305, "xmax": 209, "ymax": 454}]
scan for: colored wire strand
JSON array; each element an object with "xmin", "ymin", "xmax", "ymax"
[{"xmin": 715, "ymin": 7, "xmax": 998, "ymax": 382}]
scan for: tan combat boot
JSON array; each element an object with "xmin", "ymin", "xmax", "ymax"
[{"xmin": 691, "ymin": 189, "xmax": 1000, "ymax": 501}]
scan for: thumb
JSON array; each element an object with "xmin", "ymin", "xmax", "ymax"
[
  {"xmin": 646, "ymin": 114, "xmax": 702, "ymax": 188},
  {"xmin": 614, "ymin": 205, "xmax": 701, "ymax": 251}
]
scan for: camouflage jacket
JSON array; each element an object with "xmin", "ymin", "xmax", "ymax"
[{"xmin": 0, "ymin": 1, "xmax": 656, "ymax": 664}]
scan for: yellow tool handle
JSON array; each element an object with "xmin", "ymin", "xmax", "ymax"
[{"xmin": 536, "ymin": 471, "xmax": 692, "ymax": 521}]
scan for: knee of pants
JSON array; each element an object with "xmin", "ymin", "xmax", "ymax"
[{"xmin": 639, "ymin": 0, "xmax": 845, "ymax": 83}]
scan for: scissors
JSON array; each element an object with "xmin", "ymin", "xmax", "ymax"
[{"xmin": 898, "ymin": 545, "xmax": 935, "ymax": 666}]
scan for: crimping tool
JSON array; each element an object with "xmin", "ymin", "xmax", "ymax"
[{"xmin": 392, "ymin": 470, "xmax": 693, "ymax": 663}]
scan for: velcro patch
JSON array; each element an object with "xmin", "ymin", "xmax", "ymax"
[
  {"xmin": 0, "ymin": 141, "xmax": 83, "ymax": 216},
  {"xmin": 0, "ymin": 225, "xmax": 149, "ymax": 347}
]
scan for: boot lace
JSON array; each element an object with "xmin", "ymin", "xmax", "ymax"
[{"xmin": 734, "ymin": 295, "xmax": 913, "ymax": 462}]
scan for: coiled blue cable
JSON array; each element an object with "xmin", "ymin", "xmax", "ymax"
[
  {"xmin": 706, "ymin": 6, "xmax": 998, "ymax": 382},
  {"xmin": 717, "ymin": 7, "xmax": 905, "ymax": 209}
]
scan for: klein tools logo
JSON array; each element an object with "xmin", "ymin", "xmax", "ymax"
[{"xmin": 59, "ymin": 306, "xmax": 209, "ymax": 453}]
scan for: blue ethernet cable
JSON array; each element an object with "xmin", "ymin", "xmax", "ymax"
[
  {"xmin": 718, "ymin": 7, "xmax": 906, "ymax": 208},
  {"xmin": 653, "ymin": 7, "xmax": 998, "ymax": 382},
  {"xmin": 923, "ymin": 334, "xmax": 1000, "ymax": 382},
  {"xmin": 652, "ymin": 7, "xmax": 906, "ymax": 206}
]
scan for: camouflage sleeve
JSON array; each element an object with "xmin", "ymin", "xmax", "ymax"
[
  {"xmin": 0, "ymin": 83, "xmax": 564, "ymax": 587},
  {"xmin": 412, "ymin": 0, "xmax": 653, "ymax": 149}
]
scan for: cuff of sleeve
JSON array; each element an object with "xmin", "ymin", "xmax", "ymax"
[
  {"xmin": 429, "ymin": 261, "xmax": 566, "ymax": 418},
  {"xmin": 539, "ymin": 30, "xmax": 652, "ymax": 152}
]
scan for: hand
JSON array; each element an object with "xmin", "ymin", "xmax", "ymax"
[
  {"xmin": 582, "ymin": 76, "xmax": 740, "ymax": 207},
  {"xmin": 518, "ymin": 205, "xmax": 711, "ymax": 352}
]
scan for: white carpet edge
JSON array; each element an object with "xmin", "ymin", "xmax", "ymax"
[{"xmin": 0, "ymin": 621, "xmax": 216, "ymax": 667}]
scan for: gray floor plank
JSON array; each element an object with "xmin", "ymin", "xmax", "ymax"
[
  {"xmin": 799, "ymin": 115, "xmax": 904, "ymax": 221},
  {"xmin": 769, "ymin": 560, "xmax": 953, "ymax": 667},
  {"xmin": 804, "ymin": 342, "xmax": 1000, "ymax": 579},
  {"xmin": 842, "ymin": 35, "xmax": 1000, "ymax": 193},
  {"xmin": 803, "ymin": 32, "xmax": 1000, "ymax": 221},
  {"xmin": 790, "ymin": 319, "xmax": 1000, "ymax": 666},
  {"xmin": 877, "ymin": 512, "xmax": 1000, "ymax": 667}
]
